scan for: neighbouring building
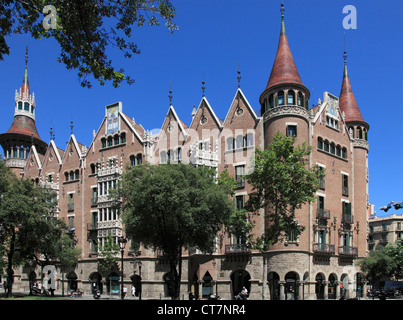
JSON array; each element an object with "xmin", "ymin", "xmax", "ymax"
[
  {"xmin": 368, "ymin": 214, "xmax": 403, "ymax": 251},
  {"xmin": 0, "ymin": 6, "xmax": 371, "ymax": 300}
]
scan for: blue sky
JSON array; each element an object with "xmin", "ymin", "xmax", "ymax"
[{"xmin": 0, "ymin": 0, "xmax": 402, "ymax": 217}]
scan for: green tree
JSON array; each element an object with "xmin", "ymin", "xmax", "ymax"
[
  {"xmin": 359, "ymin": 240, "xmax": 403, "ymax": 288},
  {"xmin": 120, "ymin": 163, "xmax": 233, "ymax": 299},
  {"xmin": 0, "ymin": 163, "xmax": 79, "ymax": 297},
  {"xmin": 246, "ymin": 131, "xmax": 324, "ymax": 249},
  {"xmin": 0, "ymin": 0, "xmax": 177, "ymax": 88},
  {"xmin": 245, "ymin": 131, "xmax": 324, "ymax": 299}
]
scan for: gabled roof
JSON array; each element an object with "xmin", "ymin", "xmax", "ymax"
[
  {"xmin": 188, "ymin": 96, "xmax": 223, "ymax": 130},
  {"xmin": 223, "ymin": 88, "xmax": 258, "ymax": 126},
  {"xmin": 62, "ymin": 134, "xmax": 83, "ymax": 162},
  {"xmin": 24, "ymin": 144, "xmax": 42, "ymax": 171}
]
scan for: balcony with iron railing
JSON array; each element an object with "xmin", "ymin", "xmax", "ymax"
[
  {"xmin": 317, "ymin": 208, "xmax": 330, "ymax": 220},
  {"xmin": 225, "ymin": 244, "xmax": 251, "ymax": 255},
  {"xmin": 338, "ymin": 246, "xmax": 358, "ymax": 257},
  {"xmin": 342, "ymin": 214, "xmax": 354, "ymax": 225},
  {"xmin": 313, "ymin": 243, "xmax": 335, "ymax": 255},
  {"xmin": 236, "ymin": 178, "xmax": 245, "ymax": 188}
]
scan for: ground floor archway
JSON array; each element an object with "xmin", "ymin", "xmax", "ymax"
[{"xmin": 230, "ymin": 269, "xmax": 250, "ymax": 299}]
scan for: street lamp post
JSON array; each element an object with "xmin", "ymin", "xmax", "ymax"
[{"xmin": 118, "ymin": 236, "xmax": 127, "ymax": 299}]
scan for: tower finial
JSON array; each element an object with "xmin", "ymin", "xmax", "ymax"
[
  {"xmin": 70, "ymin": 115, "xmax": 74, "ymax": 135},
  {"xmin": 237, "ymin": 63, "xmax": 241, "ymax": 88},
  {"xmin": 25, "ymin": 45, "xmax": 28, "ymax": 67},
  {"xmin": 50, "ymin": 121, "xmax": 55, "ymax": 141},
  {"xmin": 343, "ymin": 50, "xmax": 348, "ymax": 77},
  {"xmin": 202, "ymin": 73, "xmax": 206, "ymax": 97},
  {"xmin": 280, "ymin": 3, "xmax": 286, "ymax": 34},
  {"xmin": 169, "ymin": 81, "xmax": 173, "ymax": 105}
]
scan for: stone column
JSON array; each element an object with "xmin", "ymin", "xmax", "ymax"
[
  {"xmin": 297, "ymin": 281, "xmax": 304, "ymax": 300},
  {"xmin": 279, "ymin": 281, "xmax": 285, "ymax": 300},
  {"xmin": 323, "ymin": 281, "xmax": 329, "ymax": 300},
  {"xmin": 335, "ymin": 280, "xmax": 340, "ymax": 300}
]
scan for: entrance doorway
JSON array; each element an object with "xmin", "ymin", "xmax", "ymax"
[
  {"xmin": 285, "ymin": 272, "xmax": 299, "ymax": 300},
  {"xmin": 230, "ymin": 269, "xmax": 250, "ymax": 299}
]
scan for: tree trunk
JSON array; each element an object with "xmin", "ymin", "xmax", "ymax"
[{"xmin": 6, "ymin": 229, "xmax": 16, "ymax": 297}]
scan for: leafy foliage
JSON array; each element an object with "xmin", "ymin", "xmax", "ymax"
[
  {"xmin": 245, "ymin": 131, "xmax": 325, "ymax": 251},
  {"xmin": 119, "ymin": 163, "xmax": 233, "ymax": 299},
  {"xmin": 0, "ymin": 161, "xmax": 80, "ymax": 296},
  {"xmin": 359, "ymin": 240, "xmax": 403, "ymax": 284},
  {"xmin": 0, "ymin": 0, "xmax": 177, "ymax": 88}
]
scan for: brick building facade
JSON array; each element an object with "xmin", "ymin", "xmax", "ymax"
[{"xmin": 0, "ymin": 7, "xmax": 370, "ymax": 300}]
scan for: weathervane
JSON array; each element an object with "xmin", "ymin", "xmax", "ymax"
[
  {"xmin": 237, "ymin": 63, "xmax": 241, "ymax": 88},
  {"xmin": 202, "ymin": 73, "xmax": 206, "ymax": 97}
]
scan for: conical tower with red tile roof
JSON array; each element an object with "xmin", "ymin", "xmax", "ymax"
[
  {"xmin": 0, "ymin": 47, "xmax": 47, "ymax": 175},
  {"xmin": 339, "ymin": 51, "xmax": 369, "ymax": 137},
  {"xmin": 260, "ymin": 3, "xmax": 310, "ymax": 147}
]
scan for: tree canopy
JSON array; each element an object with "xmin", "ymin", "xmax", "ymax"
[
  {"xmin": 245, "ymin": 131, "xmax": 325, "ymax": 251},
  {"xmin": 359, "ymin": 240, "xmax": 403, "ymax": 286},
  {"xmin": 119, "ymin": 163, "xmax": 234, "ymax": 299},
  {"xmin": 0, "ymin": 161, "xmax": 80, "ymax": 297},
  {"xmin": 0, "ymin": 0, "xmax": 177, "ymax": 88}
]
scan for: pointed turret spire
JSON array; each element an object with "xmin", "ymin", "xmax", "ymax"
[
  {"xmin": 264, "ymin": 3, "xmax": 305, "ymax": 90},
  {"xmin": 339, "ymin": 51, "xmax": 366, "ymax": 124},
  {"xmin": 21, "ymin": 46, "xmax": 30, "ymax": 99}
]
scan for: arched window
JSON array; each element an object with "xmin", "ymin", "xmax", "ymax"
[
  {"xmin": 342, "ymin": 147, "xmax": 347, "ymax": 159},
  {"xmin": 18, "ymin": 101, "xmax": 23, "ymax": 110},
  {"xmin": 236, "ymin": 135, "xmax": 244, "ymax": 149},
  {"xmin": 287, "ymin": 90, "xmax": 295, "ymax": 105},
  {"xmin": 107, "ymin": 137, "xmax": 112, "ymax": 147},
  {"xmin": 114, "ymin": 134, "xmax": 119, "ymax": 145},
  {"xmin": 137, "ymin": 154, "xmax": 142, "ymax": 165},
  {"xmin": 336, "ymin": 145, "xmax": 342, "ymax": 157},
  {"xmin": 160, "ymin": 151, "xmax": 167, "ymax": 164},
  {"xmin": 297, "ymin": 92, "xmax": 304, "ymax": 106},
  {"xmin": 24, "ymin": 102, "xmax": 30, "ymax": 111},
  {"xmin": 246, "ymin": 133, "xmax": 254, "ymax": 147},
  {"xmin": 75, "ymin": 169, "xmax": 79, "ymax": 180},
  {"xmin": 69, "ymin": 171, "xmax": 74, "ymax": 181},
  {"xmin": 65, "ymin": 172, "xmax": 69, "ymax": 182},
  {"xmin": 130, "ymin": 155, "xmax": 136, "ymax": 166},
  {"xmin": 317, "ymin": 137, "xmax": 323, "ymax": 150},
  {"xmin": 120, "ymin": 132, "xmax": 126, "ymax": 144},
  {"xmin": 101, "ymin": 138, "xmax": 106, "ymax": 148},
  {"xmin": 357, "ymin": 127, "xmax": 363, "ymax": 139},
  {"xmin": 324, "ymin": 140, "xmax": 330, "ymax": 152},
  {"xmin": 277, "ymin": 90, "xmax": 285, "ymax": 106},
  {"xmin": 330, "ymin": 143, "xmax": 336, "ymax": 155},
  {"xmin": 269, "ymin": 94, "xmax": 274, "ymax": 108},
  {"xmin": 177, "ymin": 148, "xmax": 182, "ymax": 162},
  {"xmin": 19, "ymin": 147, "xmax": 25, "ymax": 159},
  {"xmin": 227, "ymin": 137, "xmax": 235, "ymax": 150}
]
